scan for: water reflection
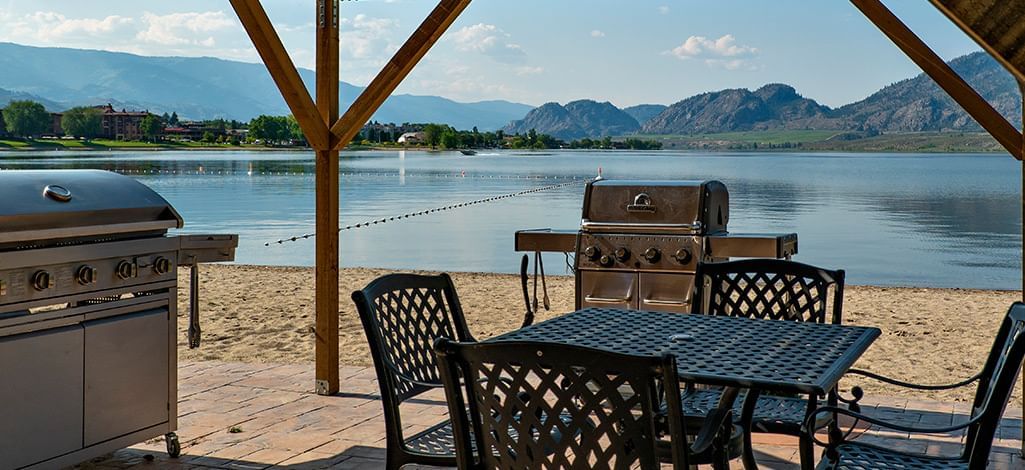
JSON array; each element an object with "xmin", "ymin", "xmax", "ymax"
[{"xmin": 0, "ymin": 150, "xmax": 1019, "ymax": 289}]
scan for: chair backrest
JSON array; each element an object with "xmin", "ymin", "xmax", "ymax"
[
  {"xmin": 435, "ymin": 340, "xmax": 690, "ymax": 470},
  {"xmin": 692, "ymin": 259, "xmax": 845, "ymax": 324},
  {"xmin": 965, "ymin": 302, "xmax": 1025, "ymax": 466},
  {"xmin": 352, "ymin": 273, "xmax": 473, "ymax": 404}
]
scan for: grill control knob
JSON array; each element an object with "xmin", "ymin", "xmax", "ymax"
[
  {"xmin": 76, "ymin": 265, "xmax": 98, "ymax": 285},
  {"xmin": 583, "ymin": 245, "xmax": 601, "ymax": 260},
  {"xmin": 153, "ymin": 257, "xmax": 172, "ymax": 275},
  {"xmin": 599, "ymin": 254, "xmax": 614, "ymax": 267},
  {"xmin": 614, "ymin": 247, "xmax": 631, "ymax": 262},
  {"xmin": 32, "ymin": 270, "xmax": 53, "ymax": 291},
  {"xmin": 673, "ymin": 248, "xmax": 693, "ymax": 265},
  {"xmin": 116, "ymin": 260, "xmax": 137, "ymax": 280},
  {"xmin": 643, "ymin": 247, "xmax": 661, "ymax": 263}
]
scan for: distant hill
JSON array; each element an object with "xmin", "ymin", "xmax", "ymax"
[
  {"xmin": 838, "ymin": 51, "xmax": 1021, "ymax": 131},
  {"xmin": 0, "ymin": 42, "xmax": 532, "ymax": 130},
  {"xmin": 0, "ymin": 87, "xmax": 62, "ymax": 112},
  {"xmin": 504, "ymin": 51, "xmax": 1020, "ymax": 137},
  {"xmin": 623, "ymin": 104, "xmax": 667, "ymax": 126},
  {"xmin": 642, "ymin": 84, "xmax": 842, "ymax": 134},
  {"xmin": 503, "ymin": 100, "xmax": 639, "ymax": 140}
]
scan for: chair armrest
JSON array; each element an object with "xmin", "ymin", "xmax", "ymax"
[
  {"xmin": 689, "ymin": 407, "xmax": 734, "ymax": 456},
  {"xmin": 844, "ymin": 369, "xmax": 981, "ymax": 391},
  {"xmin": 802, "ymin": 405, "xmax": 978, "ymax": 442}
]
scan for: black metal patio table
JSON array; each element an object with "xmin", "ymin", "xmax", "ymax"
[{"xmin": 485, "ymin": 307, "xmax": 881, "ymax": 468}]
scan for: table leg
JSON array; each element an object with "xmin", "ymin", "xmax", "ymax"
[
  {"xmin": 739, "ymin": 389, "xmax": 760, "ymax": 470},
  {"xmin": 717, "ymin": 387, "xmax": 745, "ymax": 470},
  {"xmin": 799, "ymin": 394, "xmax": 821, "ymax": 470}
]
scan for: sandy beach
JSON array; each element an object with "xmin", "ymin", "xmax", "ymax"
[{"xmin": 178, "ymin": 264, "xmax": 1022, "ymax": 403}]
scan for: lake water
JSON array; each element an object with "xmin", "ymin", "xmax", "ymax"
[{"xmin": 0, "ymin": 149, "xmax": 1021, "ymax": 290}]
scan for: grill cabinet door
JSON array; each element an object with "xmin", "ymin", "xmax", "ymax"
[
  {"xmin": 0, "ymin": 325, "xmax": 84, "ymax": 469},
  {"xmin": 579, "ymin": 271, "xmax": 637, "ymax": 310},
  {"xmin": 639, "ymin": 273, "xmax": 694, "ymax": 314},
  {"xmin": 84, "ymin": 309, "xmax": 170, "ymax": 446}
]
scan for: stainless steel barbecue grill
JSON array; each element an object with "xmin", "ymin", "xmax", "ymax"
[
  {"xmin": 516, "ymin": 179, "xmax": 797, "ymax": 313},
  {"xmin": 0, "ymin": 170, "xmax": 237, "ymax": 469}
]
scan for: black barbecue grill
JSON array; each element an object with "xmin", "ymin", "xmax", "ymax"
[
  {"xmin": 0, "ymin": 170, "xmax": 238, "ymax": 469},
  {"xmin": 516, "ymin": 179, "xmax": 797, "ymax": 314}
]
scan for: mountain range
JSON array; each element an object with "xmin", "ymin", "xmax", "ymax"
[
  {"xmin": 0, "ymin": 42, "xmax": 1016, "ymax": 138},
  {"xmin": 505, "ymin": 51, "xmax": 1021, "ymax": 139},
  {"xmin": 0, "ymin": 42, "xmax": 532, "ymax": 130}
]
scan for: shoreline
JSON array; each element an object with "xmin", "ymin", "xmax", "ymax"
[{"xmin": 179, "ymin": 264, "xmax": 1022, "ymax": 403}]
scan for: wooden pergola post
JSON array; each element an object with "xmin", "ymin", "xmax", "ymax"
[
  {"xmin": 314, "ymin": 0, "xmax": 341, "ymax": 396},
  {"xmin": 231, "ymin": 0, "xmax": 471, "ymax": 395}
]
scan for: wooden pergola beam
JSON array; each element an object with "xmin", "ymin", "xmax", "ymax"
[
  {"xmin": 851, "ymin": 0, "xmax": 1023, "ymax": 158},
  {"xmin": 329, "ymin": 0, "xmax": 473, "ymax": 150},
  {"xmin": 230, "ymin": 0, "xmax": 331, "ymax": 150}
]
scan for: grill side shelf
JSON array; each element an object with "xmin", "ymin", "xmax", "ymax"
[{"xmin": 515, "ymin": 229, "xmax": 577, "ymax": 253}]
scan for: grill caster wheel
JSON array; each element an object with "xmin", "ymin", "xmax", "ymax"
[{"xmin": 165, "ymin": 432, "xmax": 181, "ymax": 458}]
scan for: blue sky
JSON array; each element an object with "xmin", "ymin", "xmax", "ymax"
[{"xmin": 0, "ymin": 1, "xmax": 984, "ymax": 108}]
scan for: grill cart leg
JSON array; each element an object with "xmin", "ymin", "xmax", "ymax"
[{"xmin": 165, "ymin": 432, "xmax": 181, "ymax": 458}]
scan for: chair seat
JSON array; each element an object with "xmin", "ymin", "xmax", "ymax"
[
  {"xmin": 682, "ymin": 389, "xmax": 831, "ymax": 433},
  {"xmin": 818, "ymin": 441, "xmax": 968, "ymax": 469},
  {"xmin": 404, "ymin": 419, "xmax": 465, "ymax": 457}
]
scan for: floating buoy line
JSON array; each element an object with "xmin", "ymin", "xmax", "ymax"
[
  {"xmin": 0, "ymin": 167, "xmax": 583, "ymax": 181},
  {"xmin": 264, "ymin": 179, "xmax": 589, "ymax": 246}
]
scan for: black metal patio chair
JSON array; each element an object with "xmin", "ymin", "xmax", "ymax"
[
  {"xmin": 686, "ymin": 258, "xmax": 847, "ymax": 468},
  {"xmin": 434, "ymin": 339, "xmax": 742, "ymax": 469},
  {"xmin": 805, "ymin": 302, "xmax": 1025, "ymax": 470},
  {"xmin": 351, "ymin": 273, "xmax": 476, "ymax": 470}
]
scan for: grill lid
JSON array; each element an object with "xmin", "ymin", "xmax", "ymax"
[
  {"xmin": 581, "ymin": 180, "xmax": 729, "ymax": 234},
  {"xmin": 0, "ymin": 170, "xmax": 183, "ymax": 246}
]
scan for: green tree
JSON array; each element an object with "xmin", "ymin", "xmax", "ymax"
[
  {"xmin": 422, "ymin": 123, "xmax": 444, "ymax": 148},
  {"xmin": 440, "ymin": 129, "xmax": 461, "ymax": 149},
  {"xmin": 3, "ymin": 100, "xmax": 50, "ymax": 138},
  {"xmin": 140, "ymin": 115, "xmax": 164, "ymax": 142},
  {"xmin": 169, "ymin": 112, "xmax": 179, "ymax": 125},
  {"xmin": 248, "ymin": 115, "xmax": 289, "ymax": 144},
  {"xmin": 61, "ymin": 106, "xmax": 103, "ymax": 139},
  {"xmin": 285, "ymin": 115, "xmax": 305, "ymax": 144},
  {"xmin": 0, "ymin": 110, "xmax": 7, "ymax": 137},
  {"xmin": 202, "ymin": 131, "xmax": 216, "ymax": 143}
]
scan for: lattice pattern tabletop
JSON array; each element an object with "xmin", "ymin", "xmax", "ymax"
[{"xmin": 488, "ymin": 308, "xmax": 880, "ymax": 395}]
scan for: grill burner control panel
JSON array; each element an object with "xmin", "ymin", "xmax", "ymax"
[
  {"xmin": 577, "ymin": 233, "xmax": 704, "ymax": 271},
  {"xmin": 0, "ymin": 251, "xmax": 176, "ymax": 306}
]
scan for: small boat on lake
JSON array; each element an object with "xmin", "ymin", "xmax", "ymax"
[{"xmin": 460, "ymin": 149, "xmax": 478, "ymax": 156}]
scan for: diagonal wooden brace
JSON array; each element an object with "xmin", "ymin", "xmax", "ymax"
[
  {"xmin": 329, "ymin": 0, "xmax": 473, "ymax": 151},
  {"xmin": 851, "ymin": 0, "xmax": 1023, "ymax": 158},
  {"xmin": 230, "ymin": 0, "xmax": 331, "ymax": 150}
]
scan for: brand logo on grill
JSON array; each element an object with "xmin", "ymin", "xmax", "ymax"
[{"xmin": 627, "ymin": 193, "xmax": 656, "ymax": 213}]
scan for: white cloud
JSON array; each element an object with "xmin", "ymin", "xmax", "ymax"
[
  {"xmin": 516, "ymin": 66, "xmax": 544, "ymax": 76},
  {"xmin": 340, "ymin": 14, "xmax": 400, "ymax": 60},
  {"xmin": 135, "ymin": 11, "xmax": 234, "ymax": 46},
  {"xmin": 658, "ymin": 6, "xmax": 671, "ymax": 15},
  {"xmin": 449, "ymin": 23, "xmax": 527, "ymax": 64},
  {"xmin": 667, "ymin": 34, "xmax": 759, "ymax": 71},
  {"xmin": 590, "ymin": 30, "xmax": 606, "ymax": 38},
  {"xmin": 670, "ymin": 34, "xmax": 757, "ymax": 59},
  {"xmin": 3, "ymin": 11, "xmax": 135, "ymax": 43}
]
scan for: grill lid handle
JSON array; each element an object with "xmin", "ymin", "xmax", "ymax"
[
  {"xmin": 43, "ymin": 185, "xmax": 72, "ymax": 202},
  {"xmin": 627, "ymin": 192, "xmax": 656, "ymax": 213}
]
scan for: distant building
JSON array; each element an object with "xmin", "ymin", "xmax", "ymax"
[
  {"xmin": 95, "ymin": 104, "xmax": 150, "ymax": 140},
  {"xmin": 398, "ymin": 132, "xmax": 425, "ymax": 145},
  {"xmin": 164, "ymin": 121, "xmax": 228, "ymax": 141}
]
